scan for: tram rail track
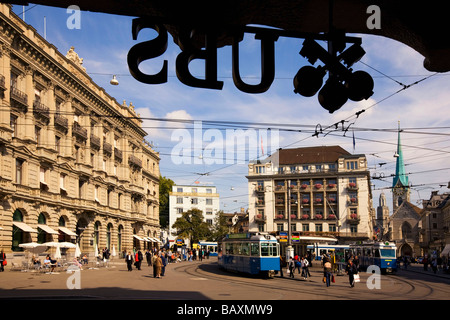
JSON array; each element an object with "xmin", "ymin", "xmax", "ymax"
[{"xmin": 175, "ymin": 260, "xmax": 450, "ymax": 300}]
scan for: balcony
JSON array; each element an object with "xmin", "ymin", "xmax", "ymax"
[
  {"xmin": 90, "ymin": 134, "xmax": 101, "ymax": 150},
  {"xmin": 72, "ymin": 122, "xmax": 88, "ymax": 141},
  {"xmin": 255, "ymin": 200, "xmax": 265, "ymax": 206},
  {"xmin": 10, "ymin": 87, "xmax": 28, "ymax": 111},
  {"xmin": 348, "ymin": 213, "xmax": 360, "ymax": 223},
  {"xmin": 33, "ymin": 101, "xmax": 50, "ymax": 123},
  {"xmin": 54, "ymin": 114, "xmax": 69, "ymax": 132},
  {"xmin": 103, "ymin": 141, "xmax": 112, "ymax": 155},
  {"xmin": 348, "ymin": 198, "xmax": 358, "ymax": 206},
  {"xmin": 347, "ymin": 182, "xmax": 358, "ymax": 191},
  {"xmin": 114, "ymin": 147, "xmax": 123, "ymax": 162},
  {"xmin": 0, "ymin": 74, "xmax": 6, "ymax": 97},
  {"xmin": 254, "ymin": 214, "xmax": 267, "ymax": 222},
  {"xmin": 129, "ymin": 154, "xmax": 142, "ymax": 168}
]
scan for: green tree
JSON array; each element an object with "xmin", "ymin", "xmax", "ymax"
[
  {"xmin": 172, "ymin": 209, "xmax": 211, "ymax": 245},
  {"xmin": 210, "ymin": 210, "xmax": 229, "ymax": 241},
  {"xmin": 159, "ymin": 176, "xmax": 174, "ymax": 228}
]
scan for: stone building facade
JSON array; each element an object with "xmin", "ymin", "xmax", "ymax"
[
  {"xmin": 0, "ymin": 4, "xmax": 160, "ymax": 261},
  {"xmin": 247, "ymin": 146, "xmax": 375, "ymax": 249}
]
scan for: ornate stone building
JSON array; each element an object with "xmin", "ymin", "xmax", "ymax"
[
  {"xmin": 0, "ymin": 4, "xmax": 160, "ymax": 261},
  {"xmin": 247, "ymin": 145, "xmax": 375, "ymax": 255}
]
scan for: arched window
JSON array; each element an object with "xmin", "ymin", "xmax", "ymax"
[
  {"xmin": 12, "ymin": 209, "xmax": 24, "ymax": 251},
  {"xmin": 401, "ymin": 222, "xmax": 412, "ymax": 240},
  {"xmin": 37, "ymin": 213, "xmax": 47, "ymax": 243},
  {"xmin": 106, "ymin": 223, "xmax": 113, "ymax": 250},
  {"xmin": 117, "ymin": 225, "xmax": 123, "ymax": 254},
  {"xmin": 94, "ymin": 221, "xmax": 100, "ymax": 253}
]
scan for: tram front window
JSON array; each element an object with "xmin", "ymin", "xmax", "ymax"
[
  {"xmin": 380, "ymin": 249, "xmax": 396, "ymax": 258},
  {"xmin": 261, "ymin": 243, "xmax": 278, "ymax": 256}
]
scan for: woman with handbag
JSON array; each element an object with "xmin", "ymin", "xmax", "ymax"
[{"xmin": 323, "ymin": 257, "xmax": 332, "ymax": 287}]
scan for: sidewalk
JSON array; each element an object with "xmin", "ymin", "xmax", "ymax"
[{"xmin": 398, "ymin": 263, "xmax": 450, "ymax": 280}]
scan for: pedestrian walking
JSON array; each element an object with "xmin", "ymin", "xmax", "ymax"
[
  {"xmin": 0, "ymin": 250, "xmax": 6, "ymax": 272},
  {"xmin": 301, "ymin": 256, "xmax": 310, "ymax": 279},
  {"xmin": 161, "ymin": 253, "xmax": 167, "ymax": 276},
  {"xmin": 145, "ymin": 250, "xmax": 152, "ymax": 266},
  {"xmin": 134, "ymin": 250, "xmax": 143, "ymax": 270},
  {"xmin": 323, "ymin": 258, "xmax": 332, "ymax": 287},
  {"xmin": 151, "ymin": 252, "xmax": 158, "ymax": 277},
  {"xmin": 431, "ymin": 258, "xmax": 438, "ymax": 274},
  {"xmin": 345, "ymin": 258, "xmax": 358, "ymax": 287},
  {"xmin": 125, "ymin": 251, "xmax": 134, "ymax": 271},
  {"xmin": 279, "ymin": 256, "xmax": 285, "ymax": 277},
  {"xmin": 288, "ymin": 256, "xmax": 295, "ymax": 278},
  {"xmin": 154, "ymin": 253, "xmax": 163, "ymax": 278}
]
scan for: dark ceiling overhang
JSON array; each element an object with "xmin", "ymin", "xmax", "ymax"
[{"xmin": 6, "ymin": 0, "xmax": 450, "ymax": 72}]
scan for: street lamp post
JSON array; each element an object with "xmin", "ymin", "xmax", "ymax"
[{"xmin": 286, "ymin": 179, "xmax": 294, "ymax": 259}]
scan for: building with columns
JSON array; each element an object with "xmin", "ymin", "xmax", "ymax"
[
  {"xmin": 247, "ymin": 146, "xmax": 375, "ymax": 254},
  {"xmin": 0, "ymin": 4, "xmax": 160, "ymax": 262}
]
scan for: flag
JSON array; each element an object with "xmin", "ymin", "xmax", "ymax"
[
  {"xmin": 352, "ymin": 130, "xmax": 356, "ymax": 153},
  {"xmin": 261, "ymin": 135, "xmax": 264, "ymax": 156}
]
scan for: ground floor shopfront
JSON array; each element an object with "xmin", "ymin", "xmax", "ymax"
[{"xmin": 0, "ymin": 197, "xmax": 160, "ymax": 264}]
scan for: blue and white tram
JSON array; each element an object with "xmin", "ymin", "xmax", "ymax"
[
  {"xmin": 198, "ymin": 241, "xmax": 218, "ymax": 256},
  {"xmin": 350, "ymin": 242, "xmax": 397, "ymax": 273},
  {"xmin": 307, "ymin": 244, "xmax": 350, "ymax": 261},
  {"xmin": 218, "ymin": 233, "xmax": 280, "ymax": 278}
]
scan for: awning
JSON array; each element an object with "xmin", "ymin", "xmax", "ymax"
[
  {"xmin": 37, "ymin": 224, "xmax": 59, "ymax": 235},
  {"xmin": 133, "ymin": 235, "xmax": 145, "ymax": 241},
  {"xmin": 441, "ymin": 244, "xmax": 450, "ymax": 256},
  {"xmin": 151, "ymin": 237, "xmax": 162, "ymax": 243},
  {"xmin": 13, "ymin": 221, "xmax": 38, "ymax": 233},
  {"xmin": 58, "ymin": 226, "xmax": 77, "ymax": 237},
  {"xmin": 299, "ymin": 236, "xmax": 338, "ymax": 242}
]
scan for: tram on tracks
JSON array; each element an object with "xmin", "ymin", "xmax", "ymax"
[
  {"xmin": 349, "ymin": 241, "xmax": 397, "ymax": 273},
  {"xmin": 218, "ymin": 233, "xmax": 280, "ymax": 278},
  {"xmin": 198, "ymin": 241, "xmax": 218, "ymax": 256},
  {"xmin": 306, "ymin": 244, "xmax": 350, "ymax": 261}
]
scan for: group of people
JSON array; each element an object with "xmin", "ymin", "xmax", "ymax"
[
  {"xmin": 323, "ymin": 254, "xmax": 359, "ymax": 287},
  {"xmin": 284, "ymin": 255, "xmax": 312, "ymax": 280},
  {"xmin": 280, "ymin": 251, "xmax": 360, "ymax": 288},
  {"xmin": 124, "ymin": 248, "xmax": 168, "ymax": 278}
]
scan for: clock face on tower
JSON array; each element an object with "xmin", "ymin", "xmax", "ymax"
[{"xmin": 393, "ymin": 187, "xmax": 404, "ymax": 196}]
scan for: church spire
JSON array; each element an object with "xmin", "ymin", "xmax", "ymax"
[{"xmin": 393, "ymin": 121, "xmax": 409, "ymax": 188}]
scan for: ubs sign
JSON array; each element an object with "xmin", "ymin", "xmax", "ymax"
[
  {"xmin": 127, "ymin": 18, "xmax": 374, "ymax": 113},
  {"xmin": 127, "ymin": 18, "xmax": 277, "ymax": 94}
]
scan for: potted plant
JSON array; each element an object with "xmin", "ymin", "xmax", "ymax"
[
  {"xmin": 328, "ymin": 214, "xmax": 336, "ymax": 220},
  {"xmin": 290, "ymin": 214, "xmax": 297, "ymax": 219},
  {"xmin": 302, "ymin": 199, "xmax": 309, "ymax": 204},
  {"xmin": 350, "ymin": 213, "xmax": 358, "ymax": 219},
  {"xmin": 315, "ymin": 214, "xmax": 323, "ymax": 220},
  {"xmin": 301, "ymin": 184, "xmax": 308, "ymax": 189},
  {"xmin": 315, "ymin": 183, "xmax": 322, "ymax": 189},
  {"xmin": 301, "ymin": 214, "xmax": 309, "ymax": 219}
]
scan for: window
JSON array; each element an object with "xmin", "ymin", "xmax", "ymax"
[
  {"xmin": 10, "ymin": 114, "xmax": 17, "ymax": 138},
  {"xmin": 277, "ymin": 223, "xmax": 284, "ymax": 231},
  {"xmin": 15, "ymin": 159, "xmax": 24, "ymax": 184},
  {"xmin": 206, "ymin": 198, "xmax": 212, "ymax": 205},
  {"xmin": 315, "ymin": 224, "xmax": 323, "ymax": 232},
  {"xmin": 176, "ymin": 197, "xmax": 183, "ymax": 204},
  {"xmin": 206, "ymin": 188, "xmax": 212, "ymax": 193},
  {"xmin": 35, "ymin": 126, "xmax": 41, "ymax": 145},
  {"xmin": 40, "ymin": 167, "xmax": 48, "ymax": 190},
  {"xmin": 55, "ymin": 136, "xmax": 61, "ymax": 153},
  {"xmin": 256, "ymin": 165, "xmax": 265, "ymax": 174},
  {"xmin": 60, "ymin": 173, "xmax": 67, "ymax": 194},
  {"xmin": 329, "ymin": 224, "xmax": 336, "ymax": 232},
  {"xmin": 346, "ymin": 161, "xmax": 358, "ymax": 170},
  {"xmin": 302, "ymin": 224, "xmax": 310, "ymax": 232},
  {"xmin": 177, "ymin": 187, "xmax": 183, "ymax": 192}
]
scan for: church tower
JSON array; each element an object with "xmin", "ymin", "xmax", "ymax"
[
  {"xmin": 392, "ymin": 122, "xmax": 410, "ymax": 211},
  {"xmin": 376, "ymin": 192, "xmax": 390, "ymax": 238}
]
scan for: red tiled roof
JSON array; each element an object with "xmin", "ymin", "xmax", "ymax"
[{"xmin": 277, "ymin": 146, "xmax": 350, "ymax": 165}]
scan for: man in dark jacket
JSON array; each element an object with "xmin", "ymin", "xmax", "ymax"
[{"xmin": 345, "ymin": 258, "xmax": 358, "ymax": 287}]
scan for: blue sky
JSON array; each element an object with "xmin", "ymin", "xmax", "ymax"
[{"xmin": 13, "ymin": 4, "xmax": 450, "ymax": 213}]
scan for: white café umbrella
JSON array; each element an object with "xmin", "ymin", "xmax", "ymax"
[
  {"xmin": 54, "ymin": 245, "xmax": 62, "ymax": 259},
  {"xmin": 42, "ymin": 242, "xmax": 60, "ymax": 247},
  {"xmin": 19, "ymin": 242, "xmax": 47, "ymax": 255},
  {"xmin": 58, "ymin": 242, "xmax": 77, "ymax": 248},
  {"xmin": 75, "ymin": 243, "xmax": 81, "ymax": 258},
  {"xmin": 112, "ymin": 245, "xmax": 116, "ymax": 257}
]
